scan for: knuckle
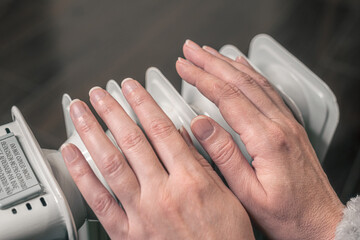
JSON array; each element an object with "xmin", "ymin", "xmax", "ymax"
[
  {"xmin": 149, "ymin": 118, "xmax": 174, "ymax": 139},
  {"xmin": 255, "ymin": 74, "xmax": 272, "ymax": 89},
  {"xmin": 120, "ymin": 130, "xmax": 144, "ymax": 151},
  {"xmin": 234, "ymin": 71, "xmax": 255, "ymax": 86},
  {"xmin": 267, "ymin": 125, "xmax": 289, "ymax": 151},
  {"xmin": 260, "ymin": 78, "xmax": 272, "ymax": 89},
  {"xmin": 76, "ymin": 116, "xmax": 96, "ymax": 135},
  {"xmin": 71, "ymin": 165, "xmax": 93, "ymax": 183},
  {"xmin": 101, "ymin": 153, "xmax": 125, "ymax": 177},
  {"xmin": 290, "ymin": 119, "xmax": 305, "ymax": 134},
  {"xmin": 186, "ymin": 177, "xmax": 210, "ymax": 194},
  {"xmin": 220, "ymin": 82, "xmax": 242, "ymax": 100},
  {"xmin": 100, "ymin": 101, "xmax": 117, "ymax": 116},
  {"xmin": 286, "ymin": 120, "xmax": 302, "ymax": 135},
  {"xmin": 91, "ymin": 193, "xmax": 115, "ymax": 216},
  {"xmin": 210, "ymin": 137, "xmax": 237, "ymax": 167},
  {"xmin": 130, "ymin": 92, "xmax": 148, "ymax": 108}
]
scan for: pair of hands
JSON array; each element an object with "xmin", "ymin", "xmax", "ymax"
[{"xmin": 61, "ymin": 39, "xmax": 343, "ymax": 239}]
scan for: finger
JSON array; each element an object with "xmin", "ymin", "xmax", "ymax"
[
  {"xmin": 203, "ymin": 46, "xmax": 291, "ymax": 115},
  {"xmin": 176, "ymin": 57, "xmax": 268, "ymax": 139},
  {"xmin": 235, "ymin": 56, "xmax": 255, "ymax": 70},
  {"xmin": 179, "ymin": 126, "xmax": 213, "ymax": 172},
  {"xmin": 235, "ymin": 56, "xmax": 289, "ymax": 113},
  {"xmin": 70, "ymin": 99, "xmax": 140, "ymax": 209},
  {"xmin": 89, "ymin": 86, "xmax": 167, "ymax": 185},
  {"xmin": 183, "ymin": 40, "xmax": 285, "ymax": 119},
  {"xmin": 121, "ymin": 79, "xmax": 202, "ymax": 174},
  {"xmin": 203, "ymin": 45, "xmax": 253, "ymax": 71},
  {"xmin": 190, "ymin": 116, "xmax": 265, "ymax": 202},
  {"xmin": 179, "ymin": 126, "xmax": 228, "ymax": 189},
  {"xmin": 61, "ymin": 143, "xmax": 128, "ymax": 239}
]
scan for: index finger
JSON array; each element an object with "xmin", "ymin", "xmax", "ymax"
[
  {"xmin": 69, "ymin": 100, "xmax": 140, "ymax": 209},
  {"xmin": 182, "ymin": 40, "xmax": 285, "ymax": 119},
  {"xmin": 176, "ymin": 57, "xmax": 269, "ymax": 138},
  {"xmin": 201, "ymin": 45, "xmax": 292, "ymax": 115},
  {"xmin": 202, "ymin": 46, "xmax": 289, "ymax": 112}
]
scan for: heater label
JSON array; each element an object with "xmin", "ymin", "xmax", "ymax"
[{"xmin": 0, "ymin": 132, "xmax": 41, "ymax": 209}]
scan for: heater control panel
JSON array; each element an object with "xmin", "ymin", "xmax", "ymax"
[{"xmin": 0, "ymin": 130, "xmax": 42, "ymax": 209}]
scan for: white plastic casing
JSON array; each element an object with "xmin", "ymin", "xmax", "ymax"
[{"xmin": 0, "ymin": 107, "xmax": 81, "ymax": 240}]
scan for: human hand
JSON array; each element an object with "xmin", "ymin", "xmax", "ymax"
[
  {"xmin": 60, "ymin": 79, "xmax": 254, "ymax": 239},
  {"xmin": 176, "ymin": 40, "xmax": 344, "ymax": 240}
]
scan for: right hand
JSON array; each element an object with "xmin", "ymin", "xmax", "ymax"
[{"xmin": 176, "ymin": 39, "xmax": 344, "ymax": 240}]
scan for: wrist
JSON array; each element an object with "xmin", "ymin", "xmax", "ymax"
[{"xmin": 300, "ymin": 200, "xmax": 344, "ymax": 240}]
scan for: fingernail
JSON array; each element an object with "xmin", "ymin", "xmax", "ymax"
[
  {"xmin": 61, "ymin": 143, "xmax": 78, "ymax": 162},
  {"xmin": 121, "ymin": 78, "xmax": 138, "ymax": 95},
  {"xmin": 89, "ymin": 86, "xmax": 106, "ymax": 102},
  {"xmin": 191, "ymin": 116, "xmax": 214, "ymax": 141},
  {"xmin": 202, "ymin": 45, "xmax": 218, "ymax": 56},
  {"xmin": 70, "ymin": 99, "xmax": 87, "ymax": 118},
  {"xmin": 185, "ymin": 39, "xmax": 201, "ymax": 50},
  {"xmin": 177, "ymin": 57, "xmax": 191, "ymax": 65},
  {"xmin": 179, "ymin": 126, "xmax": 193, "ymax": 146},
  {"xmin": 236, "ymin": 56, "xmax": 251, "ymax": 67}
]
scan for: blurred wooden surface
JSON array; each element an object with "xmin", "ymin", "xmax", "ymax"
[{"xmin": 0, "ymin": 0, "xmax": 359, "ymax": 202}]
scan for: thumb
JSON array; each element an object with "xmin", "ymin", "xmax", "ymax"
[{"xmin": 191, "ymin": 116, "xmax": 264, "ymax": 201}]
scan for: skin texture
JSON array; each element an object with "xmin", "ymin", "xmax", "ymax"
[
  {"xmin": 61, "ymin": 80, "xmax": 255, "ymax": 240},
  {"xmin": 176, "ymin": 40, "xmax": 344, "ymax": 240}
]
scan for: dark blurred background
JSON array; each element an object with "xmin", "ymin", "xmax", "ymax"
[{"xmin": 0, "ymin": 0, "xmax": 359, "ymax": 219}]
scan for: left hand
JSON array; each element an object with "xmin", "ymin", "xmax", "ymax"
[
  {"xmin": 176, "ymin": 40, "xmax": 344, "ymax": 240},
  {"xmin": 61, "ymin": 79, "xmax": 255, "ymax": 239}
]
